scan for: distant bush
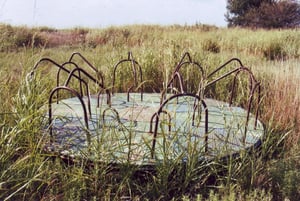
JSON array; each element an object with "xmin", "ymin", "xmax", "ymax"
[
  {"xmin": 202, "ymin": 39, "xmax": 220, "ymax": 53},
  {"xmin": 13, "ymin": 27, "xmax": 45, "ymax": 48},
  {"xmin": 263, "ymin": 42, "xmax": 287, "ymax": 60},
  {"xmin": 86, "ymin": 27, "xmax": 133, "ymax": 48},
  {"xmin": 194, "ymin": 23, "xmax": 219, "ymax": 32},
  {"xmin": 0, "ymin": 24, "xmax": 46, "ymax": 51},
  {"xmin": 36, "ymin": 26, "xmax": 57, "ymax": 33},
  {"xmin": 0, "ymin": 24, "xmax": 92, "ymax": 50}
]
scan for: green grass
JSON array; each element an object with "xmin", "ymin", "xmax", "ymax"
[{"xmin": 0, "ymin": 24, "xmax": 299, "ymax": 200}]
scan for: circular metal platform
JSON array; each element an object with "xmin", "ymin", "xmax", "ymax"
[{"xmin": 45, "ymin": 92, "xmax": 264, "ymax": 166}]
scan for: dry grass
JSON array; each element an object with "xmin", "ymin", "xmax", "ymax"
[
  {"xmin": 254, "ymin": 60, "xmax": 300, "ymax": 146},
  {"xmin": 1, "ymin": 24, "xmax": 300, "ymax": 200}
]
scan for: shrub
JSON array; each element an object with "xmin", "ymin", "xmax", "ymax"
[
  {"xmin": 270, "ymin": 150, "xmax": 300, "ymax": 201},
  {"xmin": 202, "ymin": 39, "xmax": 220, "ymax": 53},
  {"xmin": 0, "ymin": 25, "xmax": 46, "ymax": 51},
  {"xmin": 263, "ymin": 42, "xmax": 287, "ymax": 60}
]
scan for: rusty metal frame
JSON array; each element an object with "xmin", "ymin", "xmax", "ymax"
[
  {"xmin": 204, "ymin": 58, "xmax": 262, "ymax": 143},
  {"xmin": 58, "ymin": 61, "xmax": 83, "ymax": 103},
  {"xmin": 102, "ymin": 107, "xmax": 121, "ymax": 127},
  {"xmin": 31, "ymin": 57, "xmax": 111, "ymax": 105},
  {"xmin": 59, "ymin": 61, "xmax": 109, "ymax": 105},
  {"xmin": 160, "ymin": 52, "xmax": 205, "ymax": 104},
  {"xmin": 69, "ymin": 52, "xmax": 105, "ymax": 87},
  {"xmin": 64, "ymin": 67, "xmax": 91, "ymax": 117},
  {"xmin": 150, "ymin": 93, "xmax": 208, "ymax": 159},
  {"xmin": 112, "ymin": 52, "xmax": 143, "ymax": 102},
  {"xmin": 31, "ymin": 57, "xmax": 72, "ymax": 76},
  {"xmin": 149, "ymin": 110, "xmax": 172, "ymax": 135},
  {"xmin": 64, "ymin": 64, "xmax": 111, "ymax": 105},
  {"xmin": 206, "ymin": 58, "xmax": 244, "ymax": 79},
  {"xmin": 38, "ymin": 51, "xmax": 263, "ymax": 166},
  {"xmin": 166, "ymin": 52, "xmax": 205, "ymax": 96},
  {"xmin": 31, "ymin": 58, "xmax": 82, "ymax": 103},
  {"xmin": 48, "ymin": 86, "xmax": 90, "ymax": 145},
  {"xmin": 160, "ymin": 72, "xmax": 184, "ymax": 104}
]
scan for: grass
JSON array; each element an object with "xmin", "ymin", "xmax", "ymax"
[{"xmin": 0, "ymin": 24, "xmax": 299, "ymax": 200}]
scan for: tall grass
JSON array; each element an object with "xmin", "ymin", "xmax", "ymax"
[{"xmin": 0, "ymin": 24, "xmax": 299, "ymax": 200}]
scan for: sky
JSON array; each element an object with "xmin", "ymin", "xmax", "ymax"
[{"xmin": 0, "ymin": 0, "xmax": 227, "ymax": 29}]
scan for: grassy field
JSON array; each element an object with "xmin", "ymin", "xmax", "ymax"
[{"xmin": 0, "ymin": 24, "xmax": 299, "ymax": 200}]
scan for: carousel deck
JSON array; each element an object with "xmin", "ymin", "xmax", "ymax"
[{"xmin": 45, "ymin": 92, "xmax": 264, "ymax": 166}]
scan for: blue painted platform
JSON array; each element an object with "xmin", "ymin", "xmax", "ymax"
[{"xmin": 44, "ymin": 92, "xmax": 264, "ymax": 165}]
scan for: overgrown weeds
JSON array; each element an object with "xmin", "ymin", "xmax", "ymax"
[{"xmin": 0, "ymin": 24, "xmax": 299, "ymax": 200}]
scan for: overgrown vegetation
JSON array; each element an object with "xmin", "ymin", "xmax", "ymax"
[{"xmin": 0, "ymin": 24, "xmax": 299, "ymax": 200}]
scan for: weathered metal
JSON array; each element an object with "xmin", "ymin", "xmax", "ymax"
[
  {"xmin": 29, "ymin": 51, "xmax": 264, "ymax": 167},
  {"xmin": 112, "ymin": 52, "xmax": 143, "ymax": 101},
  {"xmin": 150, "ymin": 93, "xmax": 209, "ymax": 158}
]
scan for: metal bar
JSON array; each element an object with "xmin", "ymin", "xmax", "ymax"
[
  {"xmin": 149, "ymin": 110, "xmax": 172, "ymax": 134},
  {"xmin": 206, "ymin": 58, "xmax": 243, "ymax": 79},
  {"xmin": 229, "ymin": 67, "xmax": 254, "ymax": 106},
  {"xmin": 97, "ymin": 89, "xmax": 111, "ymax": 108},
  {"xmin": 167, "ymin": 71, "xmax": 185, "ymax": 93},
  {"xmin": 191, "ymin": 98, "xmax": 208, "ymax": 152},
  {"xmin": 127, "ymin": 86, "xmax": 135, "ymax": 102},
  {"xmin": 112, "ymin": 53, "xmax": 143, "ymax": 101},
  {"xmin": 151, "ymin": 93, "xmax": 208, "ymax": 159},
  {"xmin": 31, "ymin": 58, "xmax": 74, "ymax": 104},
  {"xmin": 61, "ymin": 61, "xmax": 84, "ymax": 98},
  {"xmin": 31, "ymin": 58, "xmax": 71, "ymax": 74},
  {"xmin": 31, "ymin": 58, "xmax": 99, "ymax": 100},
  {"xmin": 174, "ymin": 52, "xmax": 192, "ymax": 73},
  {"xmin": 205, "ymin": 67, "xmax": 242, "ymax": 88},
  {"xmin": 167, "ymin": 58, "xmax": 204, "ymax": 93},
  {"xmin": 69, "ymin": 52, "xmax": 105, "ymax": 87},
  {"xmin": 102, "ymin": 107, "xmax": 121, "ymax": 126},
  {"xmin": 160, "ymin": 71, "xmax": 184, "ymax": 104},
  {"xmin": 254, "ymin": 82, "xmax": 261, "ymax": 129},
  {"xmin": 48, "ymin": 86, "xmax": 90, "ymax": 144},
  {"xmin": 61, "ymin": 62, "xmax": 111, "ymax": 106},
  {"xmin": 64, "ymin": 68, "xmax": 92, "ymax": 118}
]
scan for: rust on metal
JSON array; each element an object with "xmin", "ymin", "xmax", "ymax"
[{"xmin": 29, "ymin": 51, "xmax": 264, "ymax": 166}]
